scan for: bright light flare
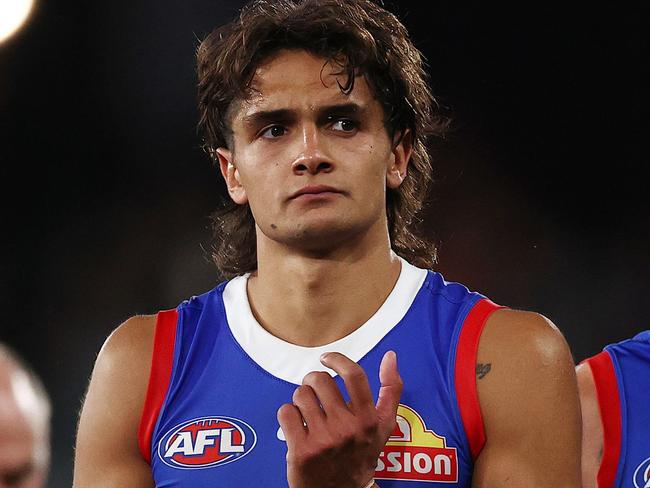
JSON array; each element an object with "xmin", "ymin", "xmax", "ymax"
[{"xmin": 0, "ymin": 0, "xmax": 35, "ymax": 44}]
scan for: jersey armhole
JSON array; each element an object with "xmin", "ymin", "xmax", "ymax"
[
  {"xmin": 585, "ymin": 351, "xmax": 622, "ymax": 488},
  {"xmin": 454, "ymin": 298, "xmax": 504, "ymax": 461},
  {"xmin": 137, "ymin": 309, "xmax": 179, "ymax": 464}
]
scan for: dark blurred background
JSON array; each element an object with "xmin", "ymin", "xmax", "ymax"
[{"xmin": 1, "ymin": 0, "xmax": 648, "ymax": 485}]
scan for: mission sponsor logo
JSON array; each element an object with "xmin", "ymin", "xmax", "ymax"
[
  {"xmin": 634, "ymin": 456, "xmax": 650, "ymax": 488},
  {"xmin": 158, "ymin": 416, "xmax": 257, "ymax": 469},
  {"xmin": 375, "ymin": 404, "xmax": 458, "ymax": 483}
]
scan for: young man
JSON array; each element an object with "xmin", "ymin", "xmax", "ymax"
[
  {"xmin": 577, "ymin": 330, "xmax": 650, "ymax": 488},
  {"xmin": 74, "ymin": 1, "xmax": 581, "ymax": 486},
  {"xmin": 0, "ymin": 344, "xmax": 51, "ymax": 488}
]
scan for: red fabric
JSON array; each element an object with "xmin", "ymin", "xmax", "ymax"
[
  {"xmin": 137, "ymin": 309, "xmax": 178, "ymax": 464},
  {"xmin": 586, "ymin": 351, "xmax": 622, "ymax": 488},
  {"xmin": 454, "ymin": 298, "xmax": 503, "ymax": 460}
]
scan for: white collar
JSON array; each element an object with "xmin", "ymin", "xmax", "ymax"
[{"xmin": 222, "ymin": 255, "xmax": 427, "ymax": 385}]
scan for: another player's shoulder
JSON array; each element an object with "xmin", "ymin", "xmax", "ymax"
[
  {"xmin": 607, "ymin": 329, "xmax": 650, "ymax": 359},
  {"xmin": 577, "ymin": 330, "xmax": 650, "ymax": 389},
  {"xmin": 575, "ymin": 360, "xmax": 597, "ymax": 396}
]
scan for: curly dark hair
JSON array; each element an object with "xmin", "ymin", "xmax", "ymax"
[{"xmin": 197, "ymin": 0, "xmax": 446, "ymax": 278}]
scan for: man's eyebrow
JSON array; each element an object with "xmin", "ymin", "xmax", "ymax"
[
  {"xmin": 242, "ymin": 108, "xmax": 294, "ymax": 129},
  {"xmin": 241, "ymin": 103, "xmax": 367, "ymax": 129},
  {"xmin": 318, "ymin": 102, "xmax": 367, "ymax": 116}
]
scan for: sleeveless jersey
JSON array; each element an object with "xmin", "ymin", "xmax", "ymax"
[
  {"xmin": 138, "ymin": 258, "xmax": 502, "ymax": 487},
  {"xmin": 583, "ymin": 330, "xmax": 650, "ymax": 488}
]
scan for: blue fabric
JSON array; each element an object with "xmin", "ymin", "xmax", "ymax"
[
  {"xmin": 603, "ymin": 331, "xmax": 650, "ymax": 488},
  {"xmin": 150, "ymin": 271, "xmax": 486, "ymax": 487}
]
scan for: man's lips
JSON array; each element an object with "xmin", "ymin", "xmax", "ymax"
[{"xmin": 289, "ymin": 185, "xmax": 343, "ymax": 199}]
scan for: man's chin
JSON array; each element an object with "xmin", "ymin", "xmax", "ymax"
[{"xmin": 270, "ymin": 222, "xmax": 362, "ymax": 253}]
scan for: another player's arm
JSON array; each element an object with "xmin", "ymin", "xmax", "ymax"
[
  {"xmin": 471, "ymin": 310, "xmax": 581, "ymax": 487},
  {"xmin": 575, "ymin": 361, "xmax": 603, "ymax": 488},
  {"xmin": 73, "ymin": 315, "xmax": 157, "ymax": 488}
]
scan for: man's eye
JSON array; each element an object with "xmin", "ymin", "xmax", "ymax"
[
  {"xmin": 260, "ymin": 125, "xmax": 286, "ymax": 139},
  {"xmin": 331, "ymin": 118, "xmax": 357, "ymax": 132}
]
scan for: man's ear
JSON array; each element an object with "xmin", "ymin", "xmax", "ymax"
[
  {"xmin": 216, "ymin": 147, "xmax": 248, "ymax": 204},
  {"xmin": 386, "ymin": 128, "xmax": 414, "ymax": 189}
]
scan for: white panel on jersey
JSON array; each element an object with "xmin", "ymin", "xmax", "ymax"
[{"xmin": 222, "ymin": 255, "xmax": 428, "ymax": 385}]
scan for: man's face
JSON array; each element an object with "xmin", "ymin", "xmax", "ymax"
[{"xmin": 217, "ymin": 49, "xmax": 412, "ymax": 252}]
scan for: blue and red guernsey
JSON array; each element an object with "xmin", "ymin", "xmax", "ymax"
[
  {"xmin": 583, "ymin": 330, "xmax": 650, "ymax": 488},
  {"xmin": 138, "ymin": 257, "xmax": 503, "ymax": 487}
]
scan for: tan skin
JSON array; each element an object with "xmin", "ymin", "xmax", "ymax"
[
  {"xmin": 576, "ymin": 362, "xmax": 604, "ymax": 488},
  {"xmin": 73, "ymin": 50, "xmax": 582, "ymax": 487},
  {"xmin": 0, "ymin": 355, "xmax": 48, "ymax": 488}
]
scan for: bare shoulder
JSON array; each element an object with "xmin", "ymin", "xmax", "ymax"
[
  {"xmin": 84, "ymin": 314, "xmax": 158, "ymax": 411},
  {"xmin": 476, "ymin": 308, "xmax": 578, "ymax": 413},
  {"xmin": 95, "ymin": 314, "xmax": 157, "ymax": 381},
  {"xmin": 479, "ymin": 308, "xmax": 572, "ymax": 363},
  {"xmin": 472, "ymin": 309, "xmax": 581, "ymax": 486},
  {"xmin": 73, "ymin": 314, "xmax": 158, "ymax": 487},
  {"xmin": 81, "ymin": 313, "xmax": 158, "ymax": 428}
]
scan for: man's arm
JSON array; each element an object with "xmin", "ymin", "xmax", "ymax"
[
  {"xmin": 472, "ymin": 309, "xmax": 581, "ymax": 487},
  {"xmin": 575, "ymin": 362, "xmax": 602, "ymax": 488},
  {"xmin": 73, "ymin": 315, "xmax": 157, "ymax": 488}
]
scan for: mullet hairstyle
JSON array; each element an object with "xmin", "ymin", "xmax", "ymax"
[{"xmin": 197, "ymin": 0, "xmax": 446, "ymax": 278}]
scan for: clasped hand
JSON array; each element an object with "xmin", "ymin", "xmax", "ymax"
[{"xmin": 277, "ymin": 351, "xmax": 402, "ymax": 488}]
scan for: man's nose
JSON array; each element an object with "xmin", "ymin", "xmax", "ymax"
[{"xmin": 291, "ymin": 123, "xmax": 333, "ymax": 175}]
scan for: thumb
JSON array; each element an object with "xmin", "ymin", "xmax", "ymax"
[{"xmin": 375, "ymin": 350, "xmax": 403, "ymax": 439}]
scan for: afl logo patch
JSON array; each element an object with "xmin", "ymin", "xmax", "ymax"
[
  {"xmin": 633, "ymin": 456, "xmax": 650, "ymax": 488},
  {"xmin": 158, "ymin": 416, "xmax": 257, "ymax": 469}
]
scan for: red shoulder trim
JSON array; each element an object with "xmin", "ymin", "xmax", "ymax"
[
  {"xmin": 137, "ymin": 309, "xmax": 178, "ymax": 464},
  {"xmin": 586, "ymin": 351, "xmax": 622, "ymax": 488},
  {"xmin": 454, "ymin": 298, "xmax": 504, "ymax": 460}
]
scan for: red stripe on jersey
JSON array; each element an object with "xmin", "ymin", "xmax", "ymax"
[
  {"xmin": 455, "ymin": 298, "xmax": 503, "ymax": 460},
  {"xmin": 137, "ymin": 309, "xmax": 178, "ymax": 464},
  {"xmin": 586, "ymin": 351, "xmax": 622, "ymax": 488}
]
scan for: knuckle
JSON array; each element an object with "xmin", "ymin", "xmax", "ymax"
[
  {"xmin": 292, "ymin": 384, "xmax": 314, "ymax": 403},
  {"xmin": 277, "ymin": 403, "xmax": 301, "ymax": 427},
  {"xmin": 343, "ymin": 364, "xmax": 366, "ymax": 382},
  {"xmin": 277, "ymin": 403, "xmax": 294, "ymax": 419},
  {"xmin": 287, "ymin": 449, "xmax": 306, "ymax": 465},
  {"xmin": 302, "ymin": 371, "xmax": 331, "ymax": 388}
]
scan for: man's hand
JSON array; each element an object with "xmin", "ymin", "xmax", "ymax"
[{"xmin": 277, "ymin": 351, "xmax": 402, "ymax": 488}]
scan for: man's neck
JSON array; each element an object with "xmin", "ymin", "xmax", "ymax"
[{"xmin": 247, "ymin": 228, "xmax": 401, "ymax": 347}]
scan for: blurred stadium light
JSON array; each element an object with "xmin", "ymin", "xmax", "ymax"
[{"xmin": 0, "ymin": 0, "xmax": 35, "ymax": 44}]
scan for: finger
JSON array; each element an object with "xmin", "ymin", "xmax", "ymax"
[
  {"xmin": 320, "ymin": 352, "xmax": 374, "ymax": 413},
  {"xmin": 277, "ymin": 403, "xmax": 307, "ymax": 448},
  {"xmin": 302, "ymin": 371, "xmax": 348, "ymax": 414},
  {"xmin": 376, "ymin": 350, "xmax": 403, "ymax": 438},
  {"xmin": 292, "ymin": 384, "xmax": 326, "ymax": 430}
]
